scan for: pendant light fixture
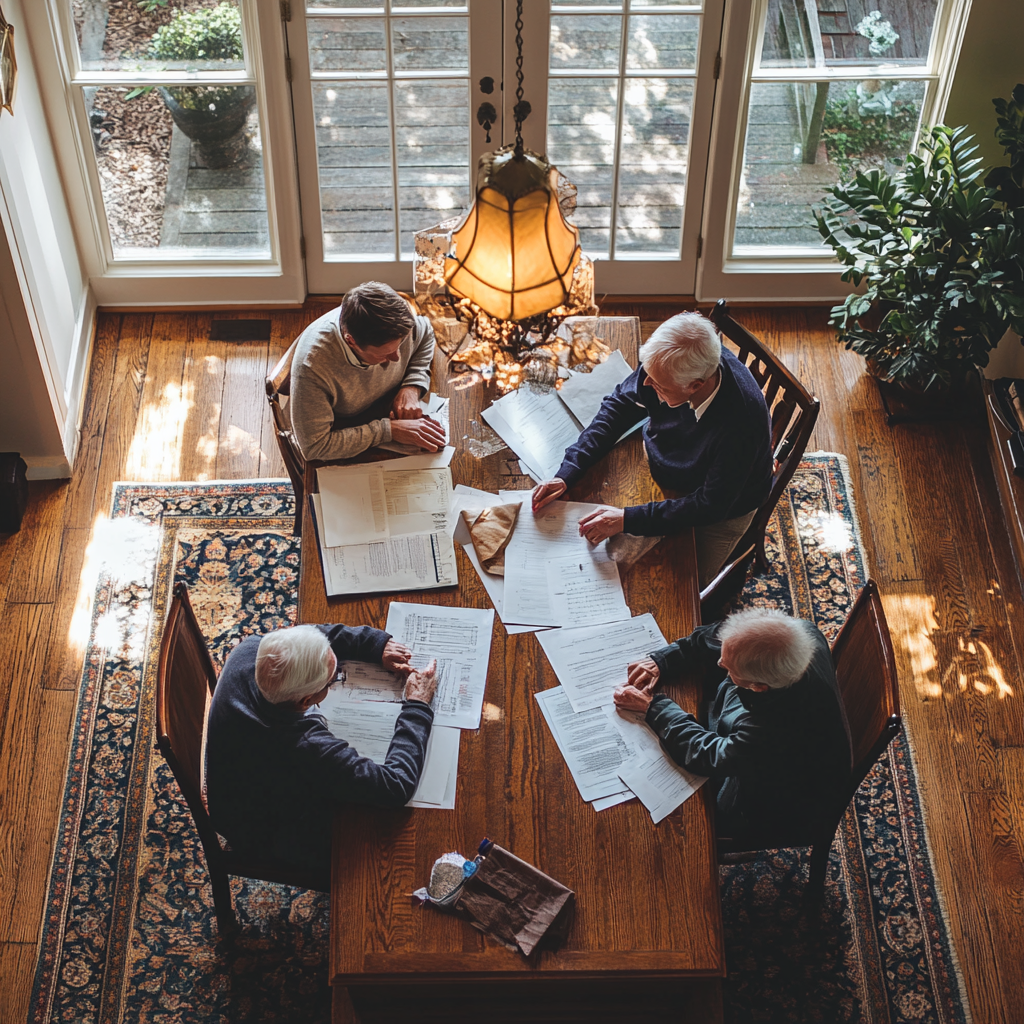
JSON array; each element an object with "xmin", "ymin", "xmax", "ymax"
[{"xmin": 413, "ymin": 0, "xmax": 600, "ymax": 392}]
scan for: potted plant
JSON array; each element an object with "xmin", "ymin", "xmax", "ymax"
[
  {"xmin": 146, "ymin": 2, "xmax": 254, "ymax": 168},
  {"xmin": 815, "ymin": 105, "xmax": 1024, "ymax": 394}
]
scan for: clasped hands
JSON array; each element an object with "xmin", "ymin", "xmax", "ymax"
[
  {"xmin": 382, "ymin": 639, "xmax": 438, "ymax": 705},
  {"xmin": 612, "ymin": 658, "xmax": 661, "ymax": 713},
  {"xmin": 531, "ymin": 478, "xmax": 625, "ymax": 544},
  {"xmin": 388, "ymin": 386, "xmax": 445, "ymax": 452}
]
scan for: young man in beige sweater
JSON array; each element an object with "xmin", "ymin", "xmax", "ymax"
[{"xmin": 290, "ymin": 282, "xmax": 446, "ymax": 461}]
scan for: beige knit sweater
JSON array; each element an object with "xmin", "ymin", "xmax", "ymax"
[{"xmin": 289, "ymin": 306, "xmax": 435, "ymax": 461}]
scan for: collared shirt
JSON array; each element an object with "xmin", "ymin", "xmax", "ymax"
[
  {"xmin": 339, "ymin": 330, "xmax": 370, "ymax": 370},
  {"xmin": 690, "ymin": 368, "xmax": 723, "ymax": 422}
]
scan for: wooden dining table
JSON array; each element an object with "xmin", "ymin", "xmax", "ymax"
[{"xmin": 297, "ymin": 317, "xmax": 725, "ymax": 1023}]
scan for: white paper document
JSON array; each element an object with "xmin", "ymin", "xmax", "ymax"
[
  {"xmin": 386, "ymin": 602, "xmax": 495, "ymax": 729},
  {"xmin": 555, "ymin": 350, "xmax": 633, "ymax": 428},
  {"xmin": 317, "ymin": 698, "xmax": 459, "ymax": 809},
  {"xmin": 545, "ymin": 552, "xmax": 630, "ymax": 629},
  {"xmin": 534, "ymin": 686, "xmax": 641, "ymax": 803},
  {"xmin": 502, "ymin": 499, "xmax": 622, "ymax": 627},
  {"xmin": 481, "ymin": 387, "xmax": 584, "ymax": 483},
  {"xmin": 333, "ymin": 660, "xmax": 405, "ymax": 703},
  {"xmin": 313, "ymin": 494, "xmax": 458, "ymax": 596},
  {"xmin": 591, "ymin": 790, "xmax": 635, "ymax": 811},
  {"xmin": 610, "ymin": 708, "xmax": 707, "ymax": 824},
  {"xmin": 537, "ymin": 614, "xmax": 668, "ymax": 713},
  {"xmin": 316, "ymin": 465, "xmax": 388, "ymax": 548}
]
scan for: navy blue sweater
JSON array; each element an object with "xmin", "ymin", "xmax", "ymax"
[
  {"xmin": 555, "ymin": 347, "xmax": 773, "ymax": 535},
  {"xmin": 205, "ymin": 624, "xmax": 433, "ymax": 873},
  {"xmin": 646, "ymin": 623, "xmax": 851, "ymax": 841}
]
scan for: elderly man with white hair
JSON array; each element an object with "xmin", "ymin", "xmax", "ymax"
[
  {"xmin": 532, "ymin": 311, "xmax": 772, "ymax": 587},
  {"xmin": 613, "ymin": 608, "xmax": 851, "ymax": 842},
  {"xmin": 205, "ymin": 622, "xmax": 437, "ymax": 881}
]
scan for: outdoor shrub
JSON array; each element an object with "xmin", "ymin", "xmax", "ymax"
[{"xmin": 822, "ymin": 85, "xmax": 919, "ymax": 178}]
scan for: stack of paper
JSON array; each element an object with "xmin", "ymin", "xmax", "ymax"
[
  {"xmin": 479, "ymin": 350, "xmax": 642, "ymax": 483},
  {"xmin": 533, "ymin": 613, "xmax": 707, "ymax": 821},
  {"xmin": 311, "ymin": 448, "xmax": 458, "ymax": 597}
]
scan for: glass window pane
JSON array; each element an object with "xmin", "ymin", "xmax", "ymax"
[
  {"xmin": 393, "ymin": 0, "xmax": 467, "ymax": 8},
  {"xmin": 550, "ymin": 15, "xmax": 622, "ymax": 72},
  {"xmin": 394, "ymin": 81, "xmax": 469, "ymax": 255},
  {"xmin": 391, "ymin": 16, "xmax": 468, "ymax": 72},
  {"xmin": 616, "ymin": 77, "xmax": 692, "ymax": 253},
  {"xmin": 72, "ymin": 0, "xmax": 245, "ymax": 74},
  {"xmin": 307, "ymin": 17, "xmax": 386, "ymax": 73},
  {"xmin": 631, "ymin": 0, "xmax": 703, "ymax": 7},
  {"xmin": 314, "ymin": 81, "xmax": 394, "ymax": 257},
  {"xmin": 547, "ymin": 77, "xmax": 619, "ymax": 257},
  {"xmin": 89, "ymin": 84, "xmax": 268, "ymax": 256},
  {"xmin": 308, "ymin": 0, "xmax": 384, "ymax": 8},
  {"xmin": 554, "ymin": 0, "xmax": 623, "ymax": 7},
  {"xmin": 626, "ymin": 14, "xmax": 699, "ymax": 70},
  {"xmin": 758, "ymin": 0, "xmax": 939, "ymax": 69},
  {"xmin": 733, "ymin": 78, "xmax": 925, "ymax": 250}
]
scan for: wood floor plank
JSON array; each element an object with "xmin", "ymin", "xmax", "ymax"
[
  {"xmin": 0, "ymin": 942, "xmax": 38, "ymax": 1024},
  {"xmin": 217, "ymin": 337, "xmax": 271, "ymax": 479},
  {"xmin": 40, "ymin": 528, "xmax": 93, "ymax": 692},
  {"xmin": 180, "ymin": 313, "xmax": 228, "ymax": 483},
  {"xmin": 3, "ymin": 482, "xmax": 69, "ymax": 605}
]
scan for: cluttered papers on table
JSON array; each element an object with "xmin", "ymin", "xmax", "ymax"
[
  {"xmin": 311, "ymin": 448, "xmax": 458, "ymax": 597},
  {"xmin": 321, "ymin": 600, "xmax": 495, "ymax": 730}
]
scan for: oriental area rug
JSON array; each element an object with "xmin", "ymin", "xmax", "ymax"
[{"xmin": 28, "ymin": 456, "xmax": 969, "ymax": 1024}]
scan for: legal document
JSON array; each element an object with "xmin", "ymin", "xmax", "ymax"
[
  {"xmin": 609, "ymin": 708, "xmax": 706, "ymax": 824},
  {"xmin": 317, "ymin": 698, "xmax": 459, "ymax": 809},
  {"xmin": 546, "ymin": 552, "xmax": 630, "ymax": 629},
  {"xmin": 534, "ymin": 686, "xmax": 640, "ymax": 803},
  {"xmin": 502, "ymin": 498, "xmax": 622, "ymax": 627},
  {"xmin": 555, "ymin": 350, "xmax": 633, "ymax": 428},
  {"xmin": 537, "ymin": 614, "xmax": 668, "ymax": 713},
  {"xmin": 481, "ymin": 387, "xmax": 583, "ymax": 483},
  {"xmin": 386, "ymin": 602, "xmax": 495, "ymax": 730}
]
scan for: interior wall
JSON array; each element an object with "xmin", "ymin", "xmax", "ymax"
[
  {"xmin": 944, "ymin": 0, "xmax": 1024, "ymax": 170},
  {"xmin": 0, "ymin": 0, "xmax": 93, "ymax": 477}
]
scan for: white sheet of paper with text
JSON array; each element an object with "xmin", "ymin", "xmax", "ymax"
[
  {"xmin": 316, "ymin": 465, "xmax": 388, "ymax": 548},
  {"xmin": 385, "ymin": 602, "xmax": 495, "ymax": 729},
  {"xmin": 534, "ymin": 686, "xmax": 640, "ymax": 803},
  {"xmin": 556, "ymin": 350, "xmax": 633, "ymax": 428},
  {"xmin": 502, "ymin": 498, "xmax": 613, "ymax": 627},
  {"xmin": 537, "ymin": 614, "xmax": 668, "ymax": 713},
  {"xmin": 545, "ymin": 552, "xmax": 629, "ymax": 629}
]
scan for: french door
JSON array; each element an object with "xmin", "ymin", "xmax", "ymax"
[{"xmin": 287, "ymin": 0, "xmax": 724, "ymax": 295}]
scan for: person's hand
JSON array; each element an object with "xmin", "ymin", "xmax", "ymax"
[
  {"xmin": 382, "ymin": 640, "xmax": 414, "ymax": 674},
  {"xmin": 532, "ymin": 478, "xmax": 567, "ymax": 513},
  {"xmin": 403, "ymin": 658, "xmax": 438, "ymax": 704},
  {"xmin": 390, "ymin": 416, "xmax": 446, "ymax": 452},
  {"xmin": 613, "ymin": 683, "xmax": 654, "ymax": 713},
  {"xmin": 578, "ymin": 506, "xmax": 625, "ymax": 544},
  {"xmin": 626, "ymin": 658, "xmax": 660, "ymax": 690},
  {"xmin": 390, "ymin": 386, "xmax": 424, "ymax": 420}
]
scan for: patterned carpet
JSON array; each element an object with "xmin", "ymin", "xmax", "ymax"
[{"xmin": 27, "ymin": 457, "xmax": 969, "ymax": 1023}]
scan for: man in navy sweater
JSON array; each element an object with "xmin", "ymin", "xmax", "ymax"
[
  {"xmin": 532, "ymin": 311, "xmax": 772, "ymax": 587},
  {"xmin": 206, "ymin": 622, "xmax": 437, "ymax": 882}
]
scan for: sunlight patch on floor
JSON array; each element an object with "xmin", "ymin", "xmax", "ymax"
[
  {"xmin": 193, "ymin": 354, "xmax": 224, "ymax": 480},
  {"xmin": 125, "ymin": 380, "xmax": 193, "ymax": 480}
]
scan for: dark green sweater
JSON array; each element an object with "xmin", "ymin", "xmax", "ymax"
[{"xmin": 645, "ymin": 622, "xmax": 851, "ymax": 841}]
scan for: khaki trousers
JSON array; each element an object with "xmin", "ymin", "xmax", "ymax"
[{"xmin": 694, "ymin": 509, "xmax": 757, "ymax": 590}]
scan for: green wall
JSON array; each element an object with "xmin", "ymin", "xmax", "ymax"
[{"xmin": 944, "ymin": 0, "xmax": 1024, "ymax": 169}]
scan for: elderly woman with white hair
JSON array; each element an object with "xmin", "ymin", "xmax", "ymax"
[
  {"xmin": 205, "ymin": 621, "xmax": 437, "ymax": 882},
  {"xmin": 613, "ymin": 608, "xmax": 852, "ymax": 842},
  {"xmin": 531, "ymin": 310, "xmax": 773, "ymax": 587}
]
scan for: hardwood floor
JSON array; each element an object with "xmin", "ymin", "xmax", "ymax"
[{"xmin": 1, "ymin": 302, "xmax": 1022, "ymax": 1021}]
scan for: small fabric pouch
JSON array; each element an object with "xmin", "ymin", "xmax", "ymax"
[{"xmin": 460, "ymin": 502, "xmax": 521, "ymax": 575}]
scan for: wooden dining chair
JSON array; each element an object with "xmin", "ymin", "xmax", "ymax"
[
  {"xmin": 700, "ymin": 299, "xmax": 821, "ymax": 621},
  {"xmin": 718, "ymin": 579, "xmax": 902, "ymax": 901},
  {"xmin": 155, "ymin": 582, "xmax": 328, "ymax": 936},
  {"xmin": 265, "ymin": 338, "xmax": 306, "ymax": 536}
]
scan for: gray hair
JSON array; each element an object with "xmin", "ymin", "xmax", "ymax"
[
  {"xmin": 718, "ymin": 608, "xmax": 815, "ymax": 689},
  {"xmin": 255, "ymin": 625, "xmax": 333, "ymax": 704},
  {"xmin": 639, "ymin": 312, "xmax": 721, "ymax": 388}
]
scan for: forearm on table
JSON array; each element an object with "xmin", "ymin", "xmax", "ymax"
[
  {"xmin": 319, "ymin": 623, "xmax": 391, "ymax": 663},
  {"xmin": 400, "ymin": 322, "xmax": 435, "ymax": 393},
  {"xmin": 646, "ymin": 694, "xmax": 745, "ymax": 777}
]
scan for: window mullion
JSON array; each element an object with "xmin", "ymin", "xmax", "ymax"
[
  {"xmin": 384, "ymin": 0, "xmax": 402, "ymax": 261},
  {"xmin": 607, "ymin": 0, "xmax": 630, "ymax": 260}
]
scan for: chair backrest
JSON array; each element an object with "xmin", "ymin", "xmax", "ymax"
[
  {"xmin": 831, "ymin": 579, "xmax": 902, "ymax": 783},
  {"xmin": 265, "ymin": 338, "xmax": 307, "ymax": 506},
  {"xmin": 709, "ymin": 299, "xmax": 821, "ymax": 552},
  {"xmin": 155, "ymin": 582, "xmax": 220, "ymax": 843}
]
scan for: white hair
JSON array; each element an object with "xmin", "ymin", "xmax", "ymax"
[
  {"xmin": 717, "ymin": 608, "xmax": 815, "ymax": 689},
  {"xmin": 639, "ymin": 312, "xmax": 721, "ymax": 388},
  {"xmin": 255, "ymin": 625, "xmax": 333, "ymax": 704}
]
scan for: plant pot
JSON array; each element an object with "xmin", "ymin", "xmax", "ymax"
[
  {"xmin": 865, "ymin": 357, "xmax": 976, "ymax": 424},
  {"xmin": 158, "ymin": 85, "xmax": 256, "ymax": 168}
]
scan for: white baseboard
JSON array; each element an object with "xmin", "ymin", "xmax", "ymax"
[
  {"xmin": 25, "ymin": 455, "xmax": 71, "ymax": 479},
  {"xmin": 62, "ymin": 283, "xmax": 97, "ymax": 466}
]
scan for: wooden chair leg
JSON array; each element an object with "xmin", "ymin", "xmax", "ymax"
[{"xmin": 210, "ymin": 866, "xmax": 238, "ymax": 937}]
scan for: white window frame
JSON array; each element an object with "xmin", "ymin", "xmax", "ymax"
[
  {"xmin": 696, "ymin": 0, "xmax": 972, "ymax": 303},
  {"xmin": 27, "ymin": 0, "xmax": 304, "ymax": 306}
]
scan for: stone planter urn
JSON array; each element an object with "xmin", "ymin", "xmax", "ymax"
[{"xmin": 158, "ymin": 85, "xmax": 256, "ymax": 168}]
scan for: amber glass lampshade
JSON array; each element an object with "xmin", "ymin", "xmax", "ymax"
[{"xmin": 445, "ymin": 147, "xmax": 581, "ymax": 322}]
